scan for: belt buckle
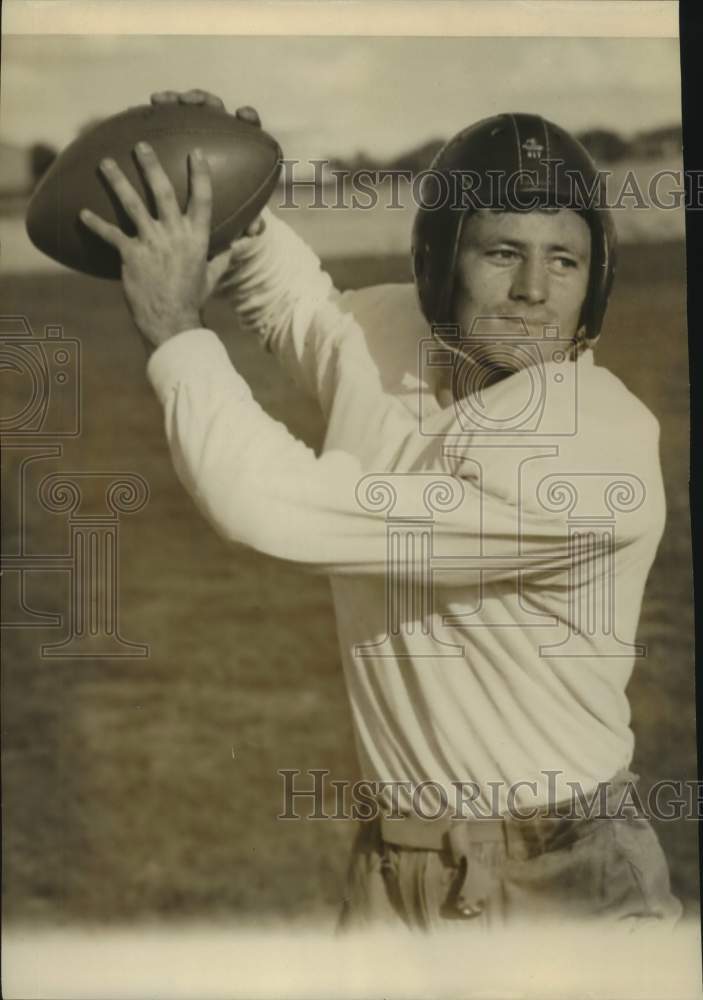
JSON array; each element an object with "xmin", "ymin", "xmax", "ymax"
[{"xmin": 446, "ymin": 817, "xmax": 505, "ymax": 918}]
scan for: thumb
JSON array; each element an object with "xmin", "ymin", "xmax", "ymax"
[{"xmin": 245, "ymin": 214, "xmax": 264, "ymax": 237}]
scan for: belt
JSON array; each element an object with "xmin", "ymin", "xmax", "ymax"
[
  {"xmin": 378, "ymin": 769, "xmax": 639, "ymax": 918},
  {"xmin": 380, "ymin": 813, "xmax": 507, "ymax": 918}
]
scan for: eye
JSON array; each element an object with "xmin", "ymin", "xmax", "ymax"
[
  {"xmin": 485, "ymin": 248, "xmax": 520, "ymax": 263},
  {"xmin": 552, "ymin": 255, "xmax": 579, "ymax": 270}
]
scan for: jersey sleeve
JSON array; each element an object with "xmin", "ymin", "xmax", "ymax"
[
  {"xmin": 147, "ymin": 328, "xmax": 659, "ymax": 587},
  {"xmin": 213, "ymin": 208, "xmax": 350, "ymax": 410}
]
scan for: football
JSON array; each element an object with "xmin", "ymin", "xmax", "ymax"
[{"xmin": 26, "ymin": 103, "xmax": 283, "ymax": 279}]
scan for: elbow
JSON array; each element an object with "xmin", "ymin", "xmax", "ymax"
[
  {"xmin": 193, "ymin": 490, "xmax": 274, "ymax": 553},
  {"xmin": 194, "ymin": 488, "xmax": 324, "ymax": 567}
]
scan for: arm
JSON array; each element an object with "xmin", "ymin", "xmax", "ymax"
[
  {"xmin": 146, "ymin": 328, "xmax": 656, "ymax": 586},
  {"xmin": 216, "ymin": 208, "xmax": 349, "ymax": 409}
]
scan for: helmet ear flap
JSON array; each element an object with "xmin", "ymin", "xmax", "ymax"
[
  {"xmin": 579, "ymin": 208, "xmax": 618, "ymax": 340},
  {"xmin": 444, "ymin": 210, "xmax": 471, "ymax": 327}
]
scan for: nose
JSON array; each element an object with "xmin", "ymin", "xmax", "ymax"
[{"xmin": 509, "ymin": 254, "xmax": 548, "ymax": 306}]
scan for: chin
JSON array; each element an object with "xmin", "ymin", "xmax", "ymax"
[{"xmin": 448, "ymin": 353, "xmax": 534, "ymax": 396}]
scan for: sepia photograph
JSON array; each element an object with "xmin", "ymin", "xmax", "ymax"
[{"xmin": 1, "ymin": 1, "xmax": 700, "ymax": 996}]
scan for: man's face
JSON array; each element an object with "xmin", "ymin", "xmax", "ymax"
[{"xmin": 450, "ymin": 208, "xmax": 592, "ymax": 385}]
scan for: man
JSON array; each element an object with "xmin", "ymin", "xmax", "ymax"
[{"xmin": 81, "ymin": 89, "xmax": 682, "ymax": 931}]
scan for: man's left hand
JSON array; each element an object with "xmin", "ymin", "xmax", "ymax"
[{"xmin": 80, "ymin": 142, "xmax": 223, "ymax": 348}]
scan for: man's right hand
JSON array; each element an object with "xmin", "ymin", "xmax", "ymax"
[{"xmin": 149, "ymin": 88, "xmax": 265, "ymax": 241}]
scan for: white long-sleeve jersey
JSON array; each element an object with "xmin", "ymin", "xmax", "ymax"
[{"xmin": 146, "ymin": 209, "xmax": 666, "ymax": 813}]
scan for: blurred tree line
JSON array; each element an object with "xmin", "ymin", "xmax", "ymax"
[{"xmin": 330, "ymin": 124, "xmax": 683, "ymax": 174}]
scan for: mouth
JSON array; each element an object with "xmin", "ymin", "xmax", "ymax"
[
  {"xmin": 495, "ymin": 314, "xmax": 554, "ymax": 327},
  {"xmin": 464, "ymin": 315, "xmax": 555, "ymax": 336}
]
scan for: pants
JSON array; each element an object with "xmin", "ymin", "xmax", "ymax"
[{"xmin": 337, "ymin": 771, "xmax": 683, "ymax": 933}]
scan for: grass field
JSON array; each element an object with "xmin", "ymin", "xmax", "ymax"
[{"xmin": 1, "ymin": 242, "xmax": 697, "ymax": 927}]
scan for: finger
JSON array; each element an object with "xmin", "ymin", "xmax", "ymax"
[
  {"xmin": 180, "ymin": 89, "xmax": 207, "ymax": 105},
  {"xmin": 79, "ymin": 208, "xmax": 128, "ymax": 252},
  {"xmin": 135, "ymin": 142, "xmax": 181, "ymax": 226},
  {"xmin": 180, "ymin": 89, "xmax": 223, "ymax": 106},
  {"xmin": 201, "ymin": 92, "xmax": 225, "ymax": 109},
  {"xmin": 100, "ymin": 157, "xmax": 153, "ymax": 236},
  {"xmin": 187, "ymin": 148, "xmax": 213, "ymax": 234},
  {"xmin": 244, "ymin": 215, "xmax": 264, "ymax": 237},
  {"xmin": 235, "ymin": 106, "xmax": 261, "ymax": 128},
  {"xmin": 150, "ymin": 91, "xmax": 179, "ymax": 105},
  {"xmin": 178, "ymin": 89, "xmax": 224, "ymax": 109}
]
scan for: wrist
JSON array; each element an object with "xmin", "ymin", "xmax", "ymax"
[
  {"xmin": 171, "ymin": 310, "xmax": 204, "ymax": 336},
  {"xmin": 141, "ymin": 310, "xmax": 204, "ymax": 348}
]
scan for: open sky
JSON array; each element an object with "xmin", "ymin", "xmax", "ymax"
[{"xmin": 1, "ymin": 34, "xmax": 681, "ymax": 160}]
